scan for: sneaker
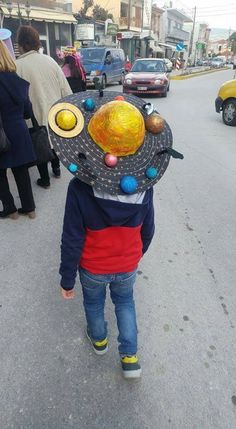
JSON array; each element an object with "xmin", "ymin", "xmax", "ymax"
[
  {"xmin": 52, "ymin": 168, "xmax": 61, "ymax": 178},
  {"xmin": 86, "ymin": 329, "xmax": 108, "ymax": 355},
  {"xmin": 121, "ymin": 355, "xmax": 142, "ymax": 379},
  {"xmin": 37, "ymin": 178, "xmax": 50, "ymax": 189}
]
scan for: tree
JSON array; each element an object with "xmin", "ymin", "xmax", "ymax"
[
  {"xmin": 229, "ymin": 32, "xmax": 236, "ymax": 55},
  {"xmin": 75, "ymin": 0, "xmax": 94, "ymax": 19},
  {"xmin": 92, "ymin": 5, "xmax": 113, "ymax": 21}
]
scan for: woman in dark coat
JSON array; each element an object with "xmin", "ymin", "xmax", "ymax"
[{"xmin": 0, "ymin": 40, "xmax": 36, "ymax": 219}]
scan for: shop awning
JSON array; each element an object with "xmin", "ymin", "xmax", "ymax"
[
  {"xmin": 1, "ymin": 6, "xmax": 77, "ymax": 23},
  {"xmin": 158, "ymin": 42, "xmax": 176, "ymax": 50},
  {"xmin": 152, "ymin": 45, "xmax": 164, "ymax": 53}
]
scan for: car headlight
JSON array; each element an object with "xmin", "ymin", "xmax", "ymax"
[
  {"xmin": 90, "ymin": 70, "xmax": 101, "ymax": 76},
  {"xmin": 155, "ymin": 79, "xmax": 164, "ymax": 85},
  {"xmin": 125, "ymin": 78, "xmax": 132, "ymax": 85}
]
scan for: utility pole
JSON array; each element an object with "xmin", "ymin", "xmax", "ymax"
[{"xmin": 189, "ymin": 5, "xmax": 196, "ymax": 62}]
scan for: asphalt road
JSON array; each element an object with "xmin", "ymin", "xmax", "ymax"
[{"xmin": 1, "ymin": 69, "xmax": 236, "ymax": 429}]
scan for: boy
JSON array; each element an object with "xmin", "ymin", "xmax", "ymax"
[{"xmin": 48, "ymin": 90, "xmax": 175, "ymax": 379}]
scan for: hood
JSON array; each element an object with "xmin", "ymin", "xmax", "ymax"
[
  {"xmin": 126, "ymin": 71, "xmax": 167, "ymax": 80},
  {"xmin": 82, "ymin": 63, "xmax": 103, "ymax": 73},
  {"xmin": 0, "ymin": 72, "xmax": 29, "ymax": 105},
  {"xmin": 77, "ymin": 179, "xmax": 152, "ymax": 226}
]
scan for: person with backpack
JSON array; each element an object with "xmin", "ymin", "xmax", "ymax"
[{"xmin": 62, "ymin": 53, "xmax": 86, "ymax": 93}]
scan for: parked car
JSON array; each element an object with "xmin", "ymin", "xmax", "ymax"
[
  {"xmin": 80, "ymin": 47, "xmax": 125, "ymax": 88},
  {"xmin": 211, "ymin": 57, "xmax": 225, "ymax": 68},
  {"xmin": 215, "ymin": 79, "xmax": 236, "ymax": 126},
  {"xmin": 123, "ymin": 58, "xmax": 170, "ymax": 97},
  {"xmin": 163, "ymin": 58, "xmax": 173, "ymax": 72}
]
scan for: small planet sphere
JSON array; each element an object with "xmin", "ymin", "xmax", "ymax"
[
  {"xmin": 145, "ymin": 167, "xmax": 158, "ymax": 179},
  {"xmin": 83, "ymin": 98, "xmax": 96, "ymax": 111},
  {"xmin": 68, "ymin": 163, "xmax": 78, "ymax": 173},
  {"xmin": 145, "ymin": 113, "xmax": 165, "ymax": 134},
  {"xmin": 104, "ymin": 153, "xmax": 118, "ymax": 167},
  {"xmin": 56, "ymin": 110, "xmax": 77, "ymax": 131},
  {"xmin": 114, "ymin": 95, "xmax": 125, "ymax": 101},
  {"xmin": 120, "ymin": 175, "xmax": 138, "ymax": 194}
]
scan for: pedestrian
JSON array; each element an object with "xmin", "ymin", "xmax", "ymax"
[
  {"xmin": 0, "ymin": 39, "xmax": 36, "ymax": 219},
  {"xmin": 48, "ymin": 91, "xmax": 181, "ymax": 379},
  {"xmin": 16, "ymin": 25, "xmax": 72, "ymax": 189},
  {"xmin": 62, "ymin": 53, "xmax": 86, "ymax": 93}
]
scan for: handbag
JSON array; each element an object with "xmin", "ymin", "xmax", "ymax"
[
  {"xmin": 29, "ymin": 114, "xmax": 54, "ymax": 164},
  {"xmin": 0, "ymin": 112, "xmax": 11, "ymax": 154}
]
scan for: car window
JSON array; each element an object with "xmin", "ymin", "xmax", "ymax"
[
  {"xmin": 132, "ymin": 60, "xmax": 165, "ymax": 72},
  {"xmin": 80, "ymin": 48, "xmax": 105, "ymax": 63}
]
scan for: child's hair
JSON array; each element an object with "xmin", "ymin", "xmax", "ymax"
[
  {"xmin": 63, "ymin": 55, "xmax": 82, "ymax": 79},
  {"xmin": 0, "ymin": 41, "xmax": 16, "ymax": 72}
]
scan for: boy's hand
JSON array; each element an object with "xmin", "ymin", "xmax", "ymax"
[{"xmin": 60, "ymin": 288, "xmax": 75, "ymax": 300}]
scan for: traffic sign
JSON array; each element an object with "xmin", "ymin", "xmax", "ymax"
[{"xmin": 176, "ymin": 43, "xmax": 184, "ymax": 52}]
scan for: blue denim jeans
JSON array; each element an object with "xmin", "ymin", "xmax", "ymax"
[{"xmin": 79, "ymin": 268, "xmax": 138, "ymax": 356}]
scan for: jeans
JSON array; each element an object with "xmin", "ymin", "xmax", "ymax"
[
  {"xmin": 37, "ymin": 150, "xmax": 60, "ymax": 184},
  {"xmin": 0, "ymin": 166, "xmax": 35, "ymax": 213},
  {"xmin": 79, "ymin": 268, "xmax": 138, "ymax": 356}
]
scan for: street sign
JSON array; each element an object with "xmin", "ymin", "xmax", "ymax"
[
  {"xmin": 176, "ymin": 43, "xmax": 184, "ymax": 52},
  {"xmin": 196, "ymin": 42, "xmax": 205, "ymax": 50},
  {"xmin": 106, "ymin": 23, "xmax": 118, "ymax": 36},
  {"xmin": 116, "ymin": 31, "xmax": 134, "ymax": 40}
]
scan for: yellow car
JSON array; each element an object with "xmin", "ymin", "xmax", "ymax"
[{"xmin": 215, "ymin": 79, "xmax": 236, "ymax": 126}]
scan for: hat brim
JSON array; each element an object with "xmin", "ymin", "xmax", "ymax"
[{"xmin": 48, "ymin": 90, "xmax": 172, "ymax": 195}]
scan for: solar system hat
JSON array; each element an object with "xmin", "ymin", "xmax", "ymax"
[{"xmin": 48, "ymin": 90, "xmax": 183, "ymax": 195}]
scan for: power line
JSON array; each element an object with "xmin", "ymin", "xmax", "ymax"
[{"xmin": 197, "ymin": 12, "xmax": 236, "ymax": 17}]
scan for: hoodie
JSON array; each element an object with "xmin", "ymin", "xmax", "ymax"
[{"xmin": 60, "ymin": 178, "xmax": 155, "ymax": 290}]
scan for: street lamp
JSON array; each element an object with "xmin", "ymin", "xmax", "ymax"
[
  {"xmin": 6, "ymin": 1, "xmax": 31, "ymax": 25},
  {"xmin": 6, "ymin": 1, "xmax": 13, "ymax": 17},
  {"xmin": 0, "ymin": 7, "xmax": 4, "ymax": 28},
  {"xmin": 25, "ymin": 1, "xmax": 31, "ymax": 23}
]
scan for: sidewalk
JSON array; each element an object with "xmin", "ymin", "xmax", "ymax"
[{"xmin": 170, "ymin": 65, "xmax": 231, "ymax": 80}]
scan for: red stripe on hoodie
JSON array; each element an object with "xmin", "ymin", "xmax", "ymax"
[{"xmin": 80, "ymin": 225, "xmax": 143, "ymax": 274}]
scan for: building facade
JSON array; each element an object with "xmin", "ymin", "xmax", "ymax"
[
  {"xmin": 73, "ymin": 0, "xmax": 165, "ymax": 61},
  {"xmin": 0, "ymin": 0, "xmax": 76, "ymax": 59}
]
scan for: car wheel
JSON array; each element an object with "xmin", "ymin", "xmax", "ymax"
[
  {"xmin": 162, "ymin": 88, "xmax": 167, "ymax": 97},
  {"xmin": 101, "ymin": 75, "xmax": 106, "ymax": 89},
  {"xmin": 222, "ymin": 98, "xmax": 236, "ymax": 126},
  {"xmin": 167, "ymin": 83, "xmax": 170, "ymax": 92}
]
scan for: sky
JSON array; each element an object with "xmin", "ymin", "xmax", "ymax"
[{"xmin": 154, "ymin": 0, "xmax": 236, "ymax": 30}]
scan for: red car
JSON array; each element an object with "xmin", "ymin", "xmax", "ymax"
[{"xmin": 123, "ymin": 58, "xmax": 170, "ymax": 97}]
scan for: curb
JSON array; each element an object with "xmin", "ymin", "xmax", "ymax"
[{"xmin": 170, "ymin": 67, "xmax": 230, "ymax": 80}]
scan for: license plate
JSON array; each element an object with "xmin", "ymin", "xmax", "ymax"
[{"xmin": 137, "ymin": 86, "xmax": 147, "ymax": 90}]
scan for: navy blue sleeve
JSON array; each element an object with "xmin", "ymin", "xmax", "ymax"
[
  {"xmin": 60, "ymin": 180, "xmax": 86, "ymax": 290},
  {"xmin": 141, "ymin": 189, "xmax": 155, "ymax": 254}
]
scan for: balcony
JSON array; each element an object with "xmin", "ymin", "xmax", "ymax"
[
  {"xmin": 167, "ymin": 27, "xmax": 190, "ymax": 41},
  {"xmin": 119, "ymin": 16, "xmax": 142, "ymax": 30}
]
